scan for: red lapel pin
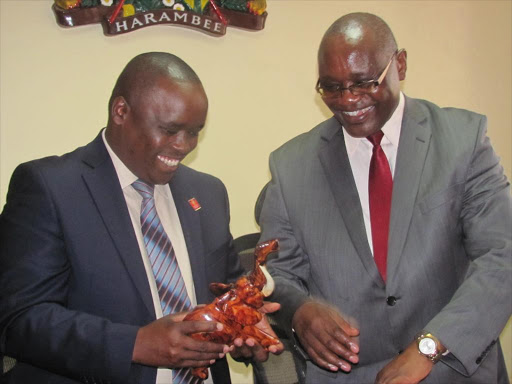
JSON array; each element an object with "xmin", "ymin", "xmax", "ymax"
[{"xmin": 188, "ymin": 198, "xmax": 201, "ymax": 211}]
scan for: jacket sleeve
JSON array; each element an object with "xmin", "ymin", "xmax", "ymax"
[
  {"xmin": 425, "ymin": 115, "xmax": 512, "ymax": 376},
  {"xmin": 259, "ymin": 153, "xmax": 312, "ymax": 331},
  {"xmin": 0, "ymin": 162, "xmax": 139, "ymax": 383}
]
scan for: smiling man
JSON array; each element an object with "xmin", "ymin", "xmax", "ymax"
[
  {"xmin": 0, "ymin": 52, "xmax": 281, "ymax": 384},
  {"xmin": 259, "ymin": 12, "xmax": 511, "ymax": 384}
]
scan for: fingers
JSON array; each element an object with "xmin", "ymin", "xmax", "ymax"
[
  {"xmin": 177, "ymin": 318, "xmax": 224, "ymax": 335},
  {"xmin": 133, "ymin": 317, "xmax": 233, "ymax": 368},
  {"xmin": 231, "ymin": 338, "xmax": 269, "ymax": 362},
  {"xmin": 173, "ymin": 321, "xmax": 230, "ymax": 355},
  {"xmin": 231, "ymin": 333, "xmax": 283, "ymax": 362},
  {"xmin": 306, "ymin": 341, "xmax": 353, "ymax": 372},
  {"xmin": 303, "ymin": 329, "xmax": 356, "ymax": 372},
  {"xmin": 177, "ymin": 358, "xmax": 217, "ymax": 368},
  {"xmin": 293, "ymin": 302, "xmax": 360, "ymax": 372},
  {"xmin": 259, "ymin": 301, "xmax": 281, "ymax": 314},
  {"xmin": 332, "ymin": 327, "xmax": 360, "ymax": 355},
  {"xmin": 171, "ymin": 343, "xmax": 229, "ymax": 362}
]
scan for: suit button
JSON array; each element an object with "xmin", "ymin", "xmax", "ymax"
[{"xmin": 386, "ymin": 296, "xmax": 397, "ymax": 306}]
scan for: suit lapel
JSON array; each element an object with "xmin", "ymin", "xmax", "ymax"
[
  {"xmin": 169, "ymin": 169, "xmax": 209, "ymax": 303},
  {"xmin": 81, "ymin": 133, "xmax": 155, "ymax": 317},
  {"xmin": 387, "ymin": 97, "xmax": 431, "ymax": 282},
  {"xmin": 318, "ymin": 120, "xmax": 385, "ymax": 288}
]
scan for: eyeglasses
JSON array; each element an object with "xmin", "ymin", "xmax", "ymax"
[{"xmin": 316, "ymin": 49, "xmax": 403, "ymax": 98}]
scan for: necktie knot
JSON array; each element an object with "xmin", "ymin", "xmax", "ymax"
[
  {"xmin": 132, "ymin": 179, "xmax": 155, "ymax": 200},
  {"xmin": 367, "ymin": 130, "xmax": 385, "ymax": 147}
]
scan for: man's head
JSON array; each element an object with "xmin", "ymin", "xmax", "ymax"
[
  {"xmin": 106, "ymin": 52, "xmax": 208, "ymax": 185},
  {"xmin": 317, "ymin": 13, "xmax": 407, "ymax": 138}
]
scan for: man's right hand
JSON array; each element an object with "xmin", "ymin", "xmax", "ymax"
[
  {"xmin": 132, "ymin": 313, "xmax": 231, "ymax": 368},
  {"xmin": 292, "ymin": 301, "xmax": 360, "ymax": 372}
]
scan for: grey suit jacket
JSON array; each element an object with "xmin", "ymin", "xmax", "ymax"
[
  {"xmin": 260, "ymin": 97, "xmax": 511, "ymax": 384},
  {"xmin": 0, "ymin": 132, "xmax": 241, "ymax": 383}
]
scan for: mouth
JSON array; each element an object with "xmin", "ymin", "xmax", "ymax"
[
  {"xmin": 157, "ymin": 155, "xmax": 181, "ymax": 168},
  {"xmin": 341, "ymin": 105, "xmax": 374, "ymax": 118}
]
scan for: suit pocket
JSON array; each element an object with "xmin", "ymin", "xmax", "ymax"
[{"xmin": 419, "ymin": 182, "xmax": 464, "ymax": 214}]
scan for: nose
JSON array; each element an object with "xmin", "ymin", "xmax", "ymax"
[
  {"xmin": 338, "ymin": 87, "xmax": 362, "ymax": 103},
  {"xmin": 172, "ymin": 131, "xmax": 198, "ymax": 154},
  {"xmin": 324, "ymin": 88, "xmax": 361, "ymax": 109}
]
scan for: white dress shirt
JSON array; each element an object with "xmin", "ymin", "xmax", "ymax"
[
  {"xmin": 102, "ymin": 131, "xmax": 213, "ymax": 384},
  {"xmin": 342, "ymin": 92, "xmax": 405, "ymax": 255}
]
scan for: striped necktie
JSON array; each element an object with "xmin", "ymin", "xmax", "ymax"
[{"xmin": 132, "ymin": 179, "xmax": 202, "ymax": 384}]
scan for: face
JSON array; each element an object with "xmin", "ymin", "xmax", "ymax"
[
  {"xmin": 109, "ymin": 77, "xmax": 208, "ymax": 185},
  {"xmin": 318, "ymin": 35, "xmax": 406, "ymax": 138}
]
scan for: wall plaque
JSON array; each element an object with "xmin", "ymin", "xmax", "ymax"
[{"xmin": 53, "ymin": 0, "xmax": 267, "ymax": 36}]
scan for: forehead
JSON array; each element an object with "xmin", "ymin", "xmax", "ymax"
[
  {"xmin": 318, "ymin": 34, "xmax": 383, "ymax": 79},
  {"xmin": 133, "ymin": 79, "xmax": 208, "ymax": 124},
  {"xmin": 139, "ymin": 76, "xmax": 204, "ymax": 101}
]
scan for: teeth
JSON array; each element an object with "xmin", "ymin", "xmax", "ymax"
[
  {"xmin": 157, "ymin": 156, "xmax": 179, "ymax": 167},
  {"xmin": 343, "ymin": 106, "xmax": 372, "ymax": 117}
]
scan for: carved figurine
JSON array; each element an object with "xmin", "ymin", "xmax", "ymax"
[{"xmin": 183, "ymin": 239, "xmax": 280, "ymax": 379}]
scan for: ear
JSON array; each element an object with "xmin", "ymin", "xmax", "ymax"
[
  {"xmin": 111, "ymin": 96, "xmax": 130, "ymax": 125},
  {"xmin": 397, "ymin": 49, "xmax": 407, "ymax": 81}
]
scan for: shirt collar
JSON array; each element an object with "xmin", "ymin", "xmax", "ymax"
[
  {"xmin": 343, "ymin": 91, "xmax": 405, "ymax": 155},
  {"xmin": 102, "ymin": 129, "xmax": 138, "ymax": 189}
]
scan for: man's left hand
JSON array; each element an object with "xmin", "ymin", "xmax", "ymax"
[
  {"xmin": 230, "ymin": 301, "xmax": 284, "ymax": 362},
  {"xmin": 375, "ymin": 341, "xmax": 434, "ymax": 384}
]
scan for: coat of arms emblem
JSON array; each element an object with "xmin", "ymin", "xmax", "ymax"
[{"xmin": 53, "ymin": 0, "xmax": 267, "ymax": 36}]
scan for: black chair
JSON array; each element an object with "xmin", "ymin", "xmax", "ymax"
[
  {"xmin": 1, "ymin": 355, "xmax": 15, "ymax": 383},
  {"xmin": 232, "ymin": 183, "xmax": 306, "ymax": 384}
]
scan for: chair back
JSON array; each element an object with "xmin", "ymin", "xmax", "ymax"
[{"xmin": 232, "ymin": 182, "xmax": 306, "ymax": 384}]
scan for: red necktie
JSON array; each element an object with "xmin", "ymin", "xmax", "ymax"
[{"xmin": 367, "ymin": 130, "xmax": 392, "ymax": 282}]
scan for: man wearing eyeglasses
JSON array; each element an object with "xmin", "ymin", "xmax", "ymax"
[{"xmin": 259, "ymin": 12, "xmax": 511, "ymax": 384}]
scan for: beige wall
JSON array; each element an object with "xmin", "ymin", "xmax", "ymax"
[{"xmin": 1, "ymin": 1, "xmax": 510, "ymax": 382}]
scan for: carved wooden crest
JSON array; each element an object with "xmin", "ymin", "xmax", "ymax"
[{"xmin": 53, "ymin": 0, "xmax": 267, "ymax": 37}]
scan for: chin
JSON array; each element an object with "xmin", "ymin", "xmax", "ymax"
[
  {"xmin": 149, "ymin": 174, "xmax": 175, "ymax": 185},
  {"xmin": 336, "ymin": 113, "xmax": 383, "ymax": 139},
  {"xmin": 344, "ymin": 126, "xmax": 376, "ymax": 139}
]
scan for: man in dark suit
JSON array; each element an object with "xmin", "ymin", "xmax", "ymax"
[
  {"xmin": 0, "ymin": 52, "xmax": 279, "ymax": 384},
  {"xmin": 259, "ymin": 13, "xmax": 511, "ymax": 384}
]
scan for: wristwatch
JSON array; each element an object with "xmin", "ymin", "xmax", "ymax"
[{"xmin": 416, "ymin": 331, "xmax": 444, "ymax": 363}]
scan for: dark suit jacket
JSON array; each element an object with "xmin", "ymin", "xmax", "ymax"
[
  {"xmin": 260, "ymin": 96, "xmax": 511, "ymax": 383},
  {"xmin": 0, "ymin": 132, "xmax": 243, "ymax": 384}
]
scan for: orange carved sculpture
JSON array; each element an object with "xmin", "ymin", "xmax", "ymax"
[{"xmin": 184, "ymin": 239, "xmax": 280, "ymax": 379}]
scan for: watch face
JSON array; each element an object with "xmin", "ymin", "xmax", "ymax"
[{"xmin": 419, "ymin": 338, "xmax": 437, "ymax": 355}]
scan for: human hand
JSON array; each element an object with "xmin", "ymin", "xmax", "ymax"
[
  {"xmin": 230, "ymin": 301, "xmax": 285, "ymax": 362},
  {"xmin": 132, "ymin": 312, "xmax": 232, "ymax": 369},
  {"xmin": 375, "ymin": 341, "xmax": 433, "ymax": 384},
  {"xmin": 292, "ymin": 301, "xmax": 360, "ymax": 372}
]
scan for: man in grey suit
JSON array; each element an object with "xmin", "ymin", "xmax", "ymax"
[{"xmin": 259, "ymin": 12, "xmax": 511, "ymax": 384}]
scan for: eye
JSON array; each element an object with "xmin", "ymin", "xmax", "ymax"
[
  {"xmin": 353, "ymin": 81, "xmax": 376, "ymax": 90},
  {"xmin": 160, "ymin": 126, "xmax": 178, "ymax": 136},
  {"xmin": 322, "ymin": 83, "xmax": 341, "ymax": 93}
]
